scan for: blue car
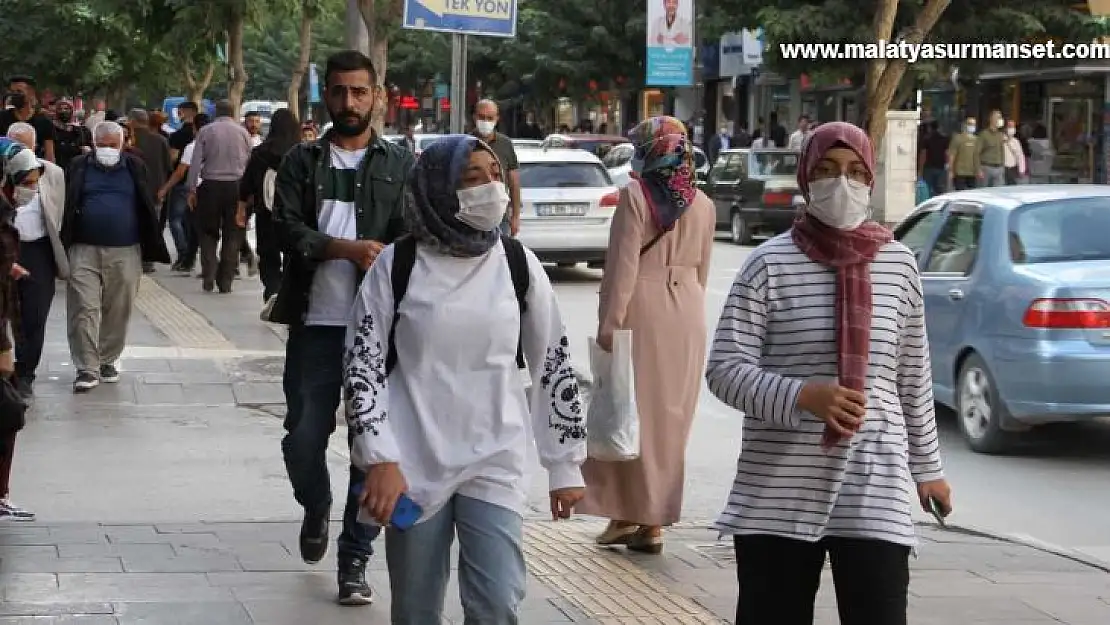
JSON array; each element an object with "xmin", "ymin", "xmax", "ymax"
[{"xmin": 894, "ymin": 185, "xmax": 1110, "ymax": 454}]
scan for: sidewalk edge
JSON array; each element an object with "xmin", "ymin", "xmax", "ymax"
[{"xmin": 927, "ymin": 520, "xmax": 1110, "ymax": 573}]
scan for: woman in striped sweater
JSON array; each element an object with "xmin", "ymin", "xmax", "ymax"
[{"xmin": 706, "ymin": 122, "xmax": 953, "ymax": 625}]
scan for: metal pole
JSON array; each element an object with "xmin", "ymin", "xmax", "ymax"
[
  {"xmin": 450, "ymin": 34, "xmax": 469, "ymax": 133},
  {"xmin": 346, "ymin": 0, "xmax": 370, "ymax": 54}
]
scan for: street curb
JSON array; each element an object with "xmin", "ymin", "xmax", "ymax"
[{"xmin": 926, "ymin": 521, "xmax": 1110, "ymax": 574}]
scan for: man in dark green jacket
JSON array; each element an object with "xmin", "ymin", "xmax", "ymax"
[{"xmin": 271, "ymin": 50, "xmax": 414, "ymax": 607}]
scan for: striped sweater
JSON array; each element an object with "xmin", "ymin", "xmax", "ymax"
[{"xmin": 706, "ymin": 232, "xmax": 944, "ymax": 547}]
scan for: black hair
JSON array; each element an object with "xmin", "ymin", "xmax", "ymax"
[
  {"xmin": 7, "ymin": 75, "xmax": 34, "ymax": 88},
  {"xmin": 244, "ymin": 111, "xmax": 262, "ymax": 118},
  {"xmin": 324, "ymin": 50, "xmax": 378, "ymax": 85},
  {"xmin": 1032, "ymin": 123, "xmax": 1048, "ymax": 139},
  {"xmin": 193, "ymin": 113, "xmax": 211, "ymax": 131},
  {"xmin": 214, "ymin": 99, "xmax": 235, "ymax": 118},
  {"xmin": 178, "ymin": 101, "xmax": 199, "ymax": 112},
  {"xmin": 263, "ymin": 108, "xmax": 300, "ymax": 156}
]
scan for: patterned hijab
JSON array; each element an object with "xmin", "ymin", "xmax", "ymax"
[
  {"xmin": 404, "ymin": 134, "xmax": 500, "ymax": 257},
  {"xmin": 0, "ymin": 138, "xmax": 41, "ymax": 187},
  {"xmin": 627, "ymin": 116, "xmax": 697, "ymax": 232}
]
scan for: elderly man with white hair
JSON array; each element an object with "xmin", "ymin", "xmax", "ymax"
[
  {"xmin": 5, "ymin": 122, "xmax": 69, "ymax": 398},
  {"xmin": 59, "ymin": 121, "xmax": 170, "ymax": 392}
]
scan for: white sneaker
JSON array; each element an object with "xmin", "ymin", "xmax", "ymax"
[
  {"xmin": 73, "ymin": 371, "xmax": 100, "ymax": 392},
  {"xmin": 0, "ymin": 499, "xmax": 35, "ymax": 521}
]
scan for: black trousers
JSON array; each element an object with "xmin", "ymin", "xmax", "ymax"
[
  {"xmin": 734, "ymin": 534, "xmax": 910, "ymax": 625},
  {"xmin": 14, "ymin": 238, "xmax": 57, "ymax": 384},
  {"xmin": 952, "ymin": 175, "xmax": 976, "ymax": 191},
  {"xmin": 253, "ymin": 207, "xmax": 283, "ymax": 301},
  {"xmin": 196, "ymin": 179, "xmax": 241, "ymax": 291}
]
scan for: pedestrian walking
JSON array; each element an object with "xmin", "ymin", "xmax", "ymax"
[
  {"xmin": 578, "ymin": 116, "xmax": 714, "ymax": 553},
  {"xmin": 157, "ymin": 114, "xmax": 209, "ymax": 273},
  {"xmin": 947, "ymin": 117, "xmax": 980, "ymax": 191},
  {"xmin": 4, "ymin": 123, "xmax": 67, "ymax": 399},
  {"xmin": 0, "ymin": 76, "xmax": 55, "ymax": 162},
  {"xmin": 128, "ymin": 109, "xmax": 173, "ymax": 275},
  {"xmin": 345, "ymin": 134, "xmax": 586, "ymax": 624},
  {"xmin": 977, "ymin": 110, "xmax": 1007, "ymax": 187},
  {"xmin": 1003, "ymin": 119, "xmax": 1027, "ymax": 185},
  {"xmin": 270, "ymin": 50, "xmax": 413, "ymax": 606},
  {"xmin": 0, "ymin": 139, "xmax": 32, "ymax": 520},
  {"xmin": 238, "ymin": 108, "xmax": 298, "ymax": 303},
  {"xmin": 60, "ymin": 121, "xmax": 171, "ymax": 392},
  {"xmin": 705, "ymin": 121, "xmax": 953, "ymax": 625},
  {"xmin": 51, "ymin": 99, "xmax": 92, "ymax": 172},
  {"xmin": 186, "ymin": 99, "xmax": 252, "ymax": 293},
  {"xmin": 471, "ymin": 99, "xmax": 521, "ymax": 236}
]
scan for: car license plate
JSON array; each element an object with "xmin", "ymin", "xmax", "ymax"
[
  {"xmin": 793, "ymin": 195, "xmax": 805, "ymax": 206},
  {"xmin": 535, "ymin": 203, "xmax": 588, "ymax": 217}
]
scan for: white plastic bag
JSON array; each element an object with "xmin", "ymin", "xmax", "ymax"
[{"xmin": 586, "ymin": 330, "xmax": 640, "ymax": 461}]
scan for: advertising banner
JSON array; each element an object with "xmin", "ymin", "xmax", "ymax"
[{"xmin": 646, "ymin": 0, "xmax": 694, "ymax": 86}]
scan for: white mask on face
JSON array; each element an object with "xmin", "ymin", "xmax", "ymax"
[
  {"xmin": 95, "ymin": 146, "xmax": 121, "ymax": 167},
  {"xmin": 13, "ymin": 185, "xmax": 36, "ymax": 207},
  {"xmin": 456, "ymin": 181, "xmax": 509, "ymax": 231},
  {"xmin": 1006, "ymin": 127, "xmax": 1016, "ymax": 137},
  {"xmin": 805, "ymin": 176, "xmax": 871, "ymax": 230},
  {"xmin": 475, "ymin": 120, "xmax": 496, "ymax": 136}
]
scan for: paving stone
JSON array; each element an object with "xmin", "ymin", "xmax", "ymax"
[
  {"xmin": 121, "ymin": 553, "xmax": 242, "ymax": 573},
  {"xmin": 117, "ymin": 358, "xmax": 174, "ymax": 373},
  {"xmin": 240, "ymin": 598, "xmax": 385, "ymax": 625},
  {"xmin": 49, "ymin": 573, "xmax": 233, "ymax": 603},
  {"xmin": 0, "ymin": 603, "xmax": 114, "ymax": 617},
  {"xmin": 1021, "ymin": 596, "xmax": 1110, "ymax": 625},
  {"xmin": 114, "ymin": 601, "xmax": 252, "ymax": 624},
  {"xmin": 0, "ymin": 616, "xmax": 120, "ymax": 624},
  {"xmin": 103, "ymin": 526, "xmax": 161, "ymax": 544},
  {"xmin": 231, "ymin": 382, "xmax": 285, "ymax": 406},
  {"xmin": 58, "ymin": 544, "xmax": 175, "ymax": 560},
  {"xmin": 132, "ymin": 383, "xmax": 186, "ymax": 405},
  {"xmin": 178, "ymin": 383, "xmax": 238, "ymax": 405},
  {"xmin": 1, "ymin": 557, "xmax": 124, "ymax": 574}
]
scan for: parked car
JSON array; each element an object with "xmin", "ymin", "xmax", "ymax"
[
  {"xmin": 894, "ymin": 185, "xmax": 1110, "ymax": 453},
  {"xmin": 383, "ymin": 133, "xmax": 442, "ymax": 155},
  {"xmin": 512, "ymin": 138, "xmax": 544, "ymax": 149},
  {"xmin": 541, "ymin": 133, "xmax": 630, "ymax": 160},
  {"xmin": 516, "ymin": 147, "xmax": 619, "ymax": 267},
  {"xmin": 704, "ymin": 148, "xmax": 802, "ymax": 244}
]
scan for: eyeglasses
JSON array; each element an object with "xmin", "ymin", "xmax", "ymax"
[{"xmin": 810, "ymin": 160, "xmax": 872, "ymax": 186}]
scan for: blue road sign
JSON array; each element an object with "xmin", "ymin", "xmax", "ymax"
[{"xmin": 403, "ymin": 0, "xmax": 517, "ymax": 38}]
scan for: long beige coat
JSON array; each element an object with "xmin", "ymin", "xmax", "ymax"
[{"xmin": 578, "ymin": 181, "xmax": 714, "ymax": 526}]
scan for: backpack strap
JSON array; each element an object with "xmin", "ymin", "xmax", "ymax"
[
  {"xmin": 385, "ymin": 236, "xmax": 417, "ymax": 376},
  {"xmin": 640, "ymin": 231, "xmax": 667, "ymax": 256},
  {"xmin": 501, "ymin": 235, "xmax": 530, "ymax": 369}
]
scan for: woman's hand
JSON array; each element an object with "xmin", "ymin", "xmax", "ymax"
[
  {"xmin": 917, "ymin": 479, "xmax": 953, "ymax": 517},
  {"xmin": 10, "ymin": 264, "xmax": 29, "ymax": 280},
  {"xmin": 360, "ymin": 462, "xmax": 408, "ymax": 525},
  {"xmin": 797, "ymin": 381, "xmax": 866, "ymax": 437},
  {"xmin": 0, "ymin": 350, "xmax": 14, "ymax": 376},
  {"xmin": 549, "ymin": 487, "xmax": 585, "ymax": 520},
  {"xmin": 235, "ymin": 202, "xmax": 248, "ymax": 228}
]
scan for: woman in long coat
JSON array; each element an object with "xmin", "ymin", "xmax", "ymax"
[{"xmin": 578, "ymin": 116, "xmax": 715, "ymax": 552}]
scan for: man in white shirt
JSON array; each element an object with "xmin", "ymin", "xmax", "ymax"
[
  {"xmin": 650, "ymin": 0, "xmax": 692, "ymax": 47},
  {"xmin": 6, "ymin": 123, "xmax": 68, "ymax": 399},
  {"xmin": 787, "ymin": 114, "xmax": 812, "ymax": 150}
]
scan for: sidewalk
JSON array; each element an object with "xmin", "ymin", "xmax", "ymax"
[{"xmin": 1, "ymin": 273, "xmax": 1108, "ymax": 624}]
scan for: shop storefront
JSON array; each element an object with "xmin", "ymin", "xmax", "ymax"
[{"xmin": 977, "ymin": 64, "xmax": 1110, "ymax": 183}]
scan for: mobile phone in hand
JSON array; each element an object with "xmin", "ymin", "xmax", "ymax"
[{"xmin": 927, "ymin": 496, "xmax": 947, "ymax": 527}]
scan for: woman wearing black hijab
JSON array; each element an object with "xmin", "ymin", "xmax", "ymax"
[{"xmin": 239, "ymin": 108, "xmax": 300, "ymax": 303}]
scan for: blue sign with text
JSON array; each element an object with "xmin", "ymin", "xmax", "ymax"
[{"xmin": 403, "ymin": 0, "xmax": 517, "ymax": 38}]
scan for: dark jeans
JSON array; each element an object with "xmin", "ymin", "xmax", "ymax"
[
  {"xmin": 952, "ymin": 175, "xmax": 977, "ymax": 191},
  {"xmin": 254, "ymin": 208, "xmax": 283, "ymax": 301},
  {"xmin": 922, "ymin": 166, "xmax": 947, "ymax": 197},
  {"xmin": 281, "ymin": 325, "xmax": 378, "ymax": 560},
  {"xmin": 168, "ymin": 185, "xmax": 197, "ymax": 267},
  {"xmin": 14, "ymin": 238, "xmax": 57, "ymax": 384},
  {"xmin": 0, "ymin": 431, "xmax": 15, "ymax": 498},
  {"xmin": 734, "ymin": 534, "xmax": 910, "ymax": 625},
  {"xmin": 196, "ymin": 180, "xmax": 241, "ymax": 291},
  {"xmin": 1005, "ymin": 166, "xmax": 1020, "ymax": 185}
]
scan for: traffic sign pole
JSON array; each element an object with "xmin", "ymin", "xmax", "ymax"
[{"xmin": 450, "ymin": 34, "xmax": 468, "ymax": 134}]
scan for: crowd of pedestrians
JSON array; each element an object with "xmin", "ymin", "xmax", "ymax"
[{"xmin": 0, "ymin": 51, "xmax": 956, "ymax": 625}]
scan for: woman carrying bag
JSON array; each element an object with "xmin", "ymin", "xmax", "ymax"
[{"xmin": 578, "ymin": 116, "xmax": 715, "ymax": 553}]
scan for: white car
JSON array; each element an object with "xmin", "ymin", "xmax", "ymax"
[
  {"xmin": 512, "ymin": 138, "xmax": 544, "ymax": 149},
  {"xmin": 383, "ymin": 133, "xmax": 442, "ymax": 154},
  {"xmin": 516, "ymin": 148, "xmax": 619, "ymax": 268},
  {"xmin": 604, "ymin": 143, "xmax": 710, "ymax": 188}
]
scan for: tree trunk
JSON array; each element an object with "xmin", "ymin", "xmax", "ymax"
[
  {"xmin": 358, "ymin": 0, "xmax": 403, "ymax": 133},
  {"xmin": 226, "ymin": 10, "xmax": 249, "ymax": 115},
  {"xmin": 864, "ymin": 0, "xmax": 952, "ymax": 151},
  {"xmin": 287, "ymin": 2, "xmax": 315, "ymax": 121},
  {"xmin": 183, "ymin": 60, "xmax": 216, "ymax": 105},
  {"xmin": 866, "ymin": 0, "xmax": 898, "ymax": 107}
]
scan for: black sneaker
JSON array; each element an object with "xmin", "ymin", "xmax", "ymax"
[
  {"xmin": 336, "ymin": 555, "xmax": 373, "ymax": 606},
  {"xmin": 14, "ymin": 377, "xmax": 32, "ymax": 401},
  {"xmin": 299, "ymin": 504, "xmax": 330, "ymax": 564},
  {"xmin": 73, "ymin": 371, "xmax": 99, "ymax": 393},
  {"xmin": 99, "ymin": 364, "xmax": 121, "ymax": 383}
]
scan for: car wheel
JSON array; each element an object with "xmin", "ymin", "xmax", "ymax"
[
  {"xmin": 956, "ymin": 353, "xmax": 1012, "ymax": 454},
  {"xmin": 729, "ymin": 211, "xmax": 751, "ymax": 245}
]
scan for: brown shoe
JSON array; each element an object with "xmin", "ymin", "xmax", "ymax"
[
  {"xmin": 595, "ymin": 523, "xmax": 639, "ymax": 546},
  {"xmin": 627, "ymin": 528, "xmax": 664, "ymax": 554}
]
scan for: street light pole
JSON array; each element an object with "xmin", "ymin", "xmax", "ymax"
[{"xmin": 450, "ymin": 33, "xmax": 468, "ymax": 133}]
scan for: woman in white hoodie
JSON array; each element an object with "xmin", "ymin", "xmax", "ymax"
[{"xmin": 344, "ymin": 134, "xmax": 587, "ymax": 624}]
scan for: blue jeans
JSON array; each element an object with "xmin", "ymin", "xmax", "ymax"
[
  {"xmin": 922, "ymin": 167, "xmax": 947, "ymax": 198},
  {"xmin": 167, "ymin": 185, "xmax": 195, "ymax": 265},
  {"xmin": 386, "ymin": 495, "xmax": 526, "ymax": 624},
  {"xmin": 281, "ymin": 324, "xmax": 378, "ymax": 559}
]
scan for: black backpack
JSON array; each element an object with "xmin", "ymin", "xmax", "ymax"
[{"xmin": 384, "ymin": 234, "xmax": 530, "ymax": 376}]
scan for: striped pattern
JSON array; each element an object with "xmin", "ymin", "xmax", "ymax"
[{"xmin": 706, "ymin": 233, "xmax": 944, "ymax": 547}]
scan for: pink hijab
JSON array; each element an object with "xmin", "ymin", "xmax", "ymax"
[{"xmin": 797, "ymin": 121, "xmax": 876, "ymax": 201}]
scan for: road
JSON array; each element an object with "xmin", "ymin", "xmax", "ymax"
[{"xmin": 547, "ymin": 238, "xmax": 1110, "ymax": 565}]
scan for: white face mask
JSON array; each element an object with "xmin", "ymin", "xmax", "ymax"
[
  {"xmin": 13, "ymin": 185, "xmax": 36, "ymax": 207},
  {"xmin": 475, "ymin": 120, "xmax": 496, "ymax": 136},
  {"xmin": 1006, "ymin": 127, "xmax": 1016, "ymax": 137},
  {"xmin": 456, "ymin": 181, "xmax": 509, "ymax": 231},
  {"xmin": 806, "ymin": 176, "xmax": 871, "ymax": 230},
  {"xmin": 95, "ymin": 146, "xmax": 121, "ymax": 167}
]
